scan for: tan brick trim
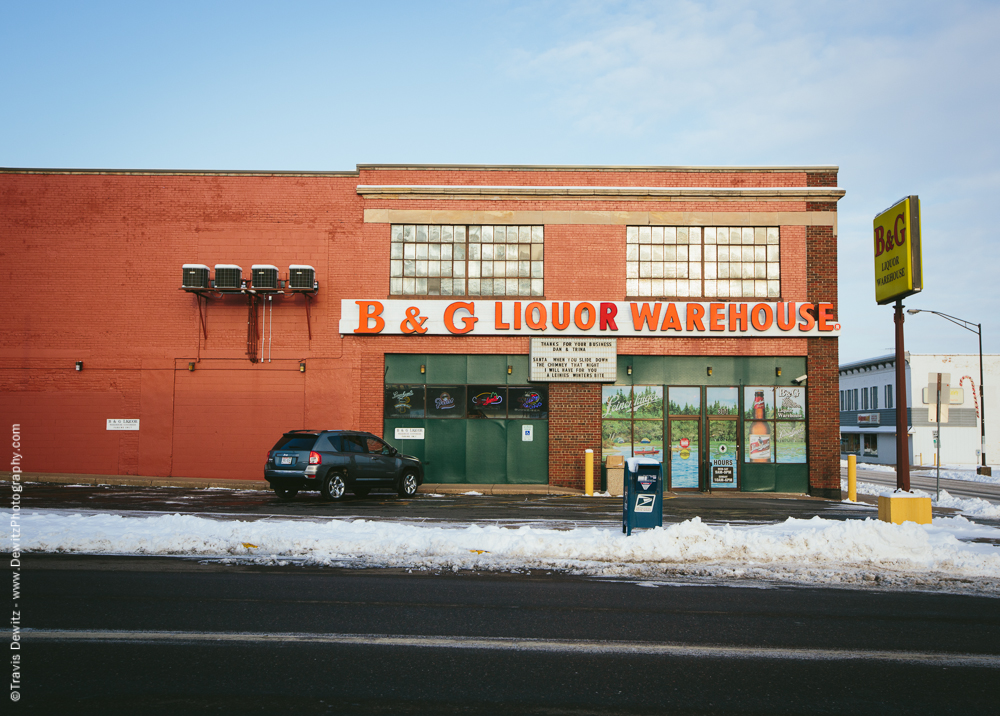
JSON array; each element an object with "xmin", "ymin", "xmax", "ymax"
[
  {"xmin": 364, "ymin": 208, "xmax": 838, "ymax": 231},
  {"xmin": 357, "ymin": 185, "xmax": 846, "ymax": 201}
]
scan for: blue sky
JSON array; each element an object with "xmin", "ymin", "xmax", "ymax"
[{"xmin": 3, "ymin": 1, "xmax": 999, "ymax": 361}]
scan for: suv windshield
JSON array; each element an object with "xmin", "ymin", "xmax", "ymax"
[{"xmin": 272, "ymin": 434, "xmax": 318, "ymax": 450}]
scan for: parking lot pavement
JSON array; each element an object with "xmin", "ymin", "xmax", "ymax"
[{"xmin": 16, "ymin": 480, "xmax": 901, "ymax": 528}]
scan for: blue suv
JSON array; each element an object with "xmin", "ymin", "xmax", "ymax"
[{"xmin": 265, "ymin": 430, "xmax": 423, "ymax": 500}]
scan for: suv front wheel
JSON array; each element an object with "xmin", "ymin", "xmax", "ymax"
[
  {"xmin": 321, "ymin": 471, "xmax": 347, "ymax": 501},
  {"xmin": 397, "ymin": 471, "xmax": 419, "ymax": 498}
]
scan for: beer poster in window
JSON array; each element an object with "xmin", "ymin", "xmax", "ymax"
[
  {"xmin": 706, "ymin": 387, "xmax": 739, "ymax": 416},
  {"xmin": 668, "ymin": 387, "xmax": 700, "ymax": 416},
  {"xmin": 744, "ymin": 387, "xmax": 773, "ymax": 463},
  {"xmin": 776, "ymin": 386, "xmax": 806, "ymax": 419},
  {"xmin": 632, "ymin": 386, "xmax": 664, "ymax": 419},
  {"xmin": 776, "ymin": 421, "xmax": 807, "ymax": 463},
  {"xmin": 602, "ymin": 420, "xmax": 633, "ymax": 460},
  {"xmin": 602, "ymin": 386, "xmax": 633, "ymax": 419},
  {"xmin": 384, "ymin": 385, "xmax": 425, "ymax": 418}
]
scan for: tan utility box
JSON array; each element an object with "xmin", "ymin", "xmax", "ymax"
[{"xmin": 606, "ymin": 455, "xmax": 625, "ymax": 496}]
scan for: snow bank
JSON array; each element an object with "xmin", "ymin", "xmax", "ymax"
[
  {"xmin": 5, "ymin": 510, "xmax": 1000, "ymax": 594},
  {"xmin": 842, "ymin": 478, "xmax": 1000, "ymax": 520}
]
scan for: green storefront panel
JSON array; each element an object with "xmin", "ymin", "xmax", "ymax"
[
  {"xmin": 775, "ymin": 464, "xmax": 809, "ymax": 493},
  {"xmin": 506, "ymin": 355, "xmax": 530, "ymax": 384},
  {"xmin": 741, "ymin": 463, "xmax": 776, "ymax": 492},
  {"xmin": 383, "ymin": 419, "xmax": 427, "ymax": 464},
  {"xmin": 427, "ymin": 355, "xmax": 468, "ymax": 385},
  {"xmin": 466, "ymin": 419, "xmax": 508, "ymax": 483},
  {"xmin": 385, "ymin": 355, "xmax": 427, "ymax": 384},
  {"xmin": 467, "ymin": 355, "xmax": 508, "ymax": 383},
  {"xmin": 506, "ymin": 421, "xmax": 548, "ymax": 484},
  {"xmin": 424, "ymin": 419, "xmax": 468, "ymax": 483}
]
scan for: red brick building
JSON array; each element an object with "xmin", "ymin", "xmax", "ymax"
[{"xmin": 1, "ymin": 164, "xmax": 843, "ymax": 498}]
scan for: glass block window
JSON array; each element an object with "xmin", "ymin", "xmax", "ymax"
[
  {"xmin": 390, "ymin": 224, "xmax": 543, "ymax": 297},
  {"xmin": 626, "ymin": 226, "xmax": 780, "ymax": 299}
]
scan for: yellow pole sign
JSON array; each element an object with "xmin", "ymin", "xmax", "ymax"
[{"xmin": 874, "ymin": 195, "xmax": 923, "ymax": 305}]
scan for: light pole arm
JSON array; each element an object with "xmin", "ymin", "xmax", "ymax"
[{"xmin": 909, "ymin": 308, "xmax": 988, "ymax": 474}]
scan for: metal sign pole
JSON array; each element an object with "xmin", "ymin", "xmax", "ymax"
[
  {"xmin": 894, "ymin": 300, "xmax": 910, "ymax": 491},
  {"xmin": 936, "ymin": 373, "xmax": 942, "ymax": 500}
]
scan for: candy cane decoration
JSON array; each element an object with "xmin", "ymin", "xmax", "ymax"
[{"xmin": 959, "ymin": 375, "xmax": 980, "ymax": 419}]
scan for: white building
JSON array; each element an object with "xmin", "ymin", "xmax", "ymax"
[{"xmin": 839, "ymin": 353, "xmax": 1000, "ymax": 469}]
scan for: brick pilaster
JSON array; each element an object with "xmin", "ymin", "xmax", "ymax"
[{"xmin": 548, "ymin": 383, "xmax": 602, "ymax": 490}]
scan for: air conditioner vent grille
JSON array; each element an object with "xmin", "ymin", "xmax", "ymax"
[
  {"xmin": 182, "ymin": 264, "xmax": 210, "ymax": 289},
  {"xmin": 214, "ymin": 265, "xmax": 243, "ymax": 289},
  {"xmin": 251, "ymin": 265, "xmax": 279, "ymax": 289},
  {"xmin": 289, "ymin": 264, "xmax": 316, "ymax": 289}
]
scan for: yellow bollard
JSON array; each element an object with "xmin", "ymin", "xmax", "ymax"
[
  {"xmin": 848, "ymin": 454, "xmax": 857, "ymax": 502},
  {"xmin": 585, "ymin": 449, "xmax": 594, "ymax": 496}
]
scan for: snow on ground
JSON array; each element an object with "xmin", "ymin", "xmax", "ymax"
[
  {"xmin": 841, "ymin": 459, "xmax": 1000, "ymax": 485},
  {"xmin": 5, "ymin": 509, "xmax": 1000, "ymax": 595},
  {"xmin": 914, "ymin": 465, "xmax": 1000, "ymax": 486},
  {"xmin": 842, "ymin": 478, "xmax": 1000, "ymax": 520}
]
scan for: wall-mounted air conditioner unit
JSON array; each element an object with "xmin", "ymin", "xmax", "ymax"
[
  {"xmin": 289, "ymin": 264, "xmax": 316, "ymax": 289},
  {"xmin": 182, "ymin": 264, "xmax": 210, "ymax": 289},
  {"xmin": 214, "ymin": 264, "xmax": 243, "ymax": 289},
  {"xmin": 251, "ymin": 264, "xmax": 279, "ymax": 289}
]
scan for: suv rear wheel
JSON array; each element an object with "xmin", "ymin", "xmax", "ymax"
[
  {"xmin": 321, "ymin": 471, "xmax": 347, "ymax": 501},
  {"xmin": 397, "ymin": 471, "xmax": 418, "ymax": 498},
  {"xmin": 273, "ymin": 485, "xmax": 298, "ymax": 499}
]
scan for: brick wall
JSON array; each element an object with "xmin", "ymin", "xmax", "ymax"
[
  {"xmin": 2, "ymin": 166, "xmax": 841, "ymax": 489},
  {"xmin": 807, "ymin": 337, "xmax": 841, "ymax": 498},
  {"xmin": 548, "ymin": 383, "xmax": 602, "ymax": 490},
  {"xmin": 806, "ymin": 194, "xmax": 841, "ymax": 498}
]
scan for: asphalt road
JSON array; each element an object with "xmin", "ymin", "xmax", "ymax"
[
  {"xmin": 11, "ymin": 555, "xmax": 1000, "ymax": 714},
  {"xmin": 847, "ymin": 466, "xmax": 1000, "ymax": 502}
]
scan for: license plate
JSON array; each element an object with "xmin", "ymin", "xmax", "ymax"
[{"xmin": 280, "ymin": 456, "xmax": 293, "ymax": 465}]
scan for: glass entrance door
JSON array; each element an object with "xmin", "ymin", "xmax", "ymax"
[
  {"xmin": 668, "ymin": 418, "xmax": 700, "ymax": 489},
  {"xmin": 708, "ymin": 419, "xmax": 739, "ymax": 489}
]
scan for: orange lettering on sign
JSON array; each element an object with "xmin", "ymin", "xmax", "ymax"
[
  {"xmin": 798, "ymin": 303, "xmax": 816, "ymax": 331},
  {"xmin": 525, "ymin": 302, "xmax": 547, "ymax": 330},
  {"xmin": 686, "ymin": 303, "xmax": 706, "ymax": 332},
  {"xmin": 660, "ymin": 303, "xmax": 682, "ymax": 331},
  {"xmin": 354, "ymin": 301, "xmax": 385, "ymax": 334},
  {"xmin": 818, "ymin": 303, "xmax": 835, "ymax": 331},
  {"xmin": 600, "ymin": 303, "xmax": 618, "ymax": 331},
  {"xmin": 709, "ymin": 303, "xmax": 725, "ymax": 331},
  {"xmin": 444, "ymin": 302, "xmax": 478, "ymax": 334},
  {"xmin": 750, "ymin": 303, "xmax": 773, "ymax": 331},
  {"xmin": 513, "ymin": 302, "xmax": 522, "ymax": 330},
  {"xmin": 574, "ymin": 302, "xmax": 596, "ymax": 330},
  {"xmin": 495, "ymin": 302, "xmax": 510, "ymax": 330},
  {"xmin": 631, "ymin": 303, "xmax": 661, "ymax": 332},
  {"xmin": 729, "ymin": 304, "xmax": 748, "ymax": 332},
  {"xmin": 776, "ymin": 302, "xmax": 796, "ymax": 331},
  {"xmin": 552, "ymin": 302, "xmax": 571, "ymax": 330}
]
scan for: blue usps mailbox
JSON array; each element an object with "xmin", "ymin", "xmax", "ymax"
[{"xmin": 623, "ymin": 457, "xmax": 663, "ymax": 536}]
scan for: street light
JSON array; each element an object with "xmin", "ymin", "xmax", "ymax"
[{"xmin": 907, "ymin": 309, "xmax": 990, "ymax": 476}]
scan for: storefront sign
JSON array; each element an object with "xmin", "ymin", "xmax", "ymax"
[
  {"xmin": 342, "ymin": 300, "xmax": 839, "ymax": 337},
  {"xmin": 530, "ymin": 338, "xmax": 617, "ymax": 382},
  {"xmin": 857, "ymin": 413, "xmax": 880, "ymax": 426},
  {"xmin": 106, "ymin": 419, "xmax": 139, "ymax": 431},
  {"xmin": 394, "ymin": 427, "xmax": 425, "ymax": 440},
  {"xmin": 712, "ymin": 464, "xmax": 734, "ymax": 484},
  {"xmin": 873, "ymin": 195, "xmax": 923, "ymax": 305}
]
